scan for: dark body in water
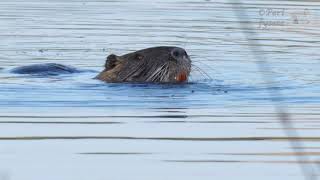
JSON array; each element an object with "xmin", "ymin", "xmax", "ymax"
[
  {"xmin": 11, "ymin": 63, "xmax": 80, "ymax": 76},
  {"xmin": 12, "ymin": 46, "xmax": 191, "ymax": 83}
]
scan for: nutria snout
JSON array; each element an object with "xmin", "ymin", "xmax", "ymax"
[{"xmin": 95, "ymin": 46, "xmax": 191, "ymax": 83}]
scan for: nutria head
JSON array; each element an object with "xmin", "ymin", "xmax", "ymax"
[{"xmin": 96, "ymin": 46, "xmax": 191, "ymax": 83}]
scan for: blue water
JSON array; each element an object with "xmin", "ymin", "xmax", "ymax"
[{"xmin": 0, "ymin": 0, "xmax": 320, "ymax": 180}]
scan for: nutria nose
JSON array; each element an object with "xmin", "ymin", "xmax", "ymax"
[{"xmin": 171, "ymin": 48, "xmax": 187, "ymax": 60}]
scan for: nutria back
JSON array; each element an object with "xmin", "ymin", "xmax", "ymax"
[{"xmin": 11, "ymin": 63, "xmax": 80, "ymax": 75}]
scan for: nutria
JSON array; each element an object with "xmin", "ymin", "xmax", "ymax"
[{"xmin": 11, "ymin": 46, "xmax": 191, "ymax": 83}]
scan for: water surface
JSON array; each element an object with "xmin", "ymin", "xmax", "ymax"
[{"xmin": 0, "ymin": 0, "xmax": 320, "ymax": 180}]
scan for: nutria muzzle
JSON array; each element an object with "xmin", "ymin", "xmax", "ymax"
[{"xmin": 95, "ymin": 46, "xmax": 191, "ymax": 83}]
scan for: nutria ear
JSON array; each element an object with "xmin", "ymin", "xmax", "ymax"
[{"xmin": 105, "ymin": 54, "xmax": 118, "ymax": 69}]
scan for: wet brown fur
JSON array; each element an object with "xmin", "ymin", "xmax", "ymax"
[{"xmin": 95, "ymin": 46, "xmax": 191, "ymax": 83}]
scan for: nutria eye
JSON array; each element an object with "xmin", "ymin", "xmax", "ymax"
[
  {"xmin": 173, "ymin": 51, "xmax": 179, "ymax": 57},
  {"xmin": 135, "ymin": 54, "xmax": 143, "ymax": 60}
]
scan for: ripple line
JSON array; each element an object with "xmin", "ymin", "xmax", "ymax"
[{"xmin": 0, "ymin": 136, "xmax": 319, "ymax": 141}]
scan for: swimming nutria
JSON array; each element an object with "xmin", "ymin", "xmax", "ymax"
[{"xmin": 11, "ymin": 46, "xmax": 191, "ymax": 83}]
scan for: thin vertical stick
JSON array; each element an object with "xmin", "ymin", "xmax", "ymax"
[{"xmin": 229, "ymin": 1, "xmax": 317, "ymax": 180}]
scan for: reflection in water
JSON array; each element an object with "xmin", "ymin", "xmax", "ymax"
[{"xmin": 165, "ymin": 159, "xmax": 320, "ymax": 164}]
